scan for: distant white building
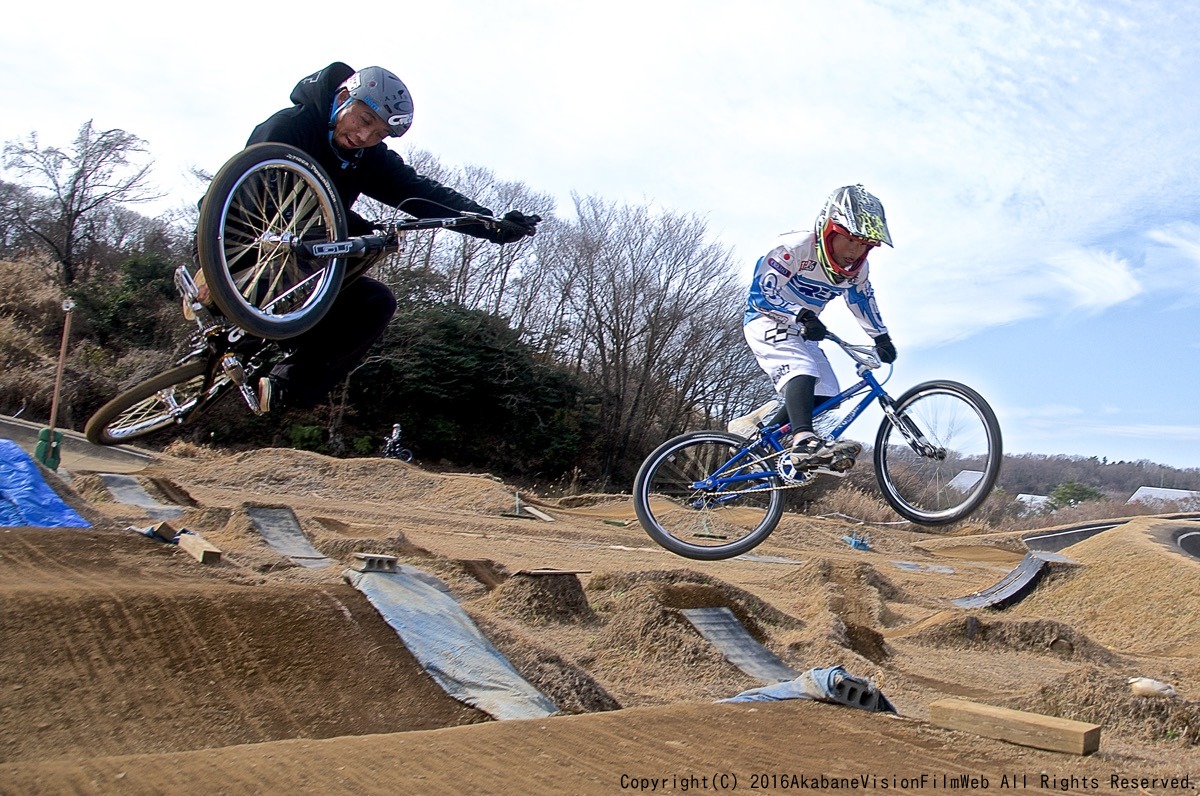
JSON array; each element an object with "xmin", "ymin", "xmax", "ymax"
[
  {"xmin": 1127, "ymin": 486, "xmax": 1200, "ymax": 506},
  {"xmin": 948, "ymin": 470, "xmax": 985, "ymax": 492},
  {"xmin": 1016, "ymin": 493, "xmax": 1052, "ymax": 513}
]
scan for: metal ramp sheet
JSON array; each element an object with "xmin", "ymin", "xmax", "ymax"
[
  {"xmin": 346, "ymin": 567, "xmax": 558, "ymax": 720},
  {"xmin": 98, "ymin": 473, "xmax": 185, "ymax": 521},
  {"xmin": 245, "ymin": 506, "xmax": 336, "ymax": 568},
  {"xmin": 681, "ymin": 607, "xmax": 797, "ymax": 682},
  {"xmin": 952, "ymin": 551, "xmax": 1077, "ymax": 609}
]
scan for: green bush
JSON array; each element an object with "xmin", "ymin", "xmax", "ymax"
[{"xmin": 287, "ymin": 424, "xmax": 326, "ymax": 452}]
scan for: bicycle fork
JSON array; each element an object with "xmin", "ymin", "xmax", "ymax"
[
  {"xmin": 175, "ymin": 265, "xmax": 266, "ymax": 417},
  {"xmin": 878, "ymin": 395, "xmax": 945, "ymax": 460}
]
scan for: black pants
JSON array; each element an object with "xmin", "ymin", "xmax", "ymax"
[{"xmin": 268, "ymin": 275, "xmax": 397, "ymax": 409}]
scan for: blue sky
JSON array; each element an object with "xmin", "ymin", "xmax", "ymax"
[{"xmin": 3, "ymin": 0, "xmax": 1198, "ymax": 469}]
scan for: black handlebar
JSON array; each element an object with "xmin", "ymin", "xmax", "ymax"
[{"xmin": 288, "ymin": 210, "xmax": 532, "ymax": 260}]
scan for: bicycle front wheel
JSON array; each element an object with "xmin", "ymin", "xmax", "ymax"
[
  {"xmin": 873, "ymin": 380, "xmax": 1002, "ymax": 525},
  {"xmin": 85, "ymin": 360, "xmax": 222, "ymax": 445},
  {"xmin": 197, "ymin": 143, "xmax": 348, "ymax": 340},
  {"xmin": 633, "ymin": 431, "xmax": 784, "ymax": 560}
]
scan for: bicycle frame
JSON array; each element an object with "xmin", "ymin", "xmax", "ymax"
[
  {"xmin": 694, "ymin": 332, "xmax": 941, "ymax": 502},
  {"xmin": 175, "ymin": 266, "xmax": 276, "ymax": 416}
]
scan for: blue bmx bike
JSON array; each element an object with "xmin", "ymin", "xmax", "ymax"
[{"xmin": 632, "ymin": 332, "xmax": 1002, "ymax": 560}]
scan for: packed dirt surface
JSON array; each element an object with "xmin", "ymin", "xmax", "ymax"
[{"xmin": 2, "ymin": 444, "xmax": 1199, "ymax": 795}]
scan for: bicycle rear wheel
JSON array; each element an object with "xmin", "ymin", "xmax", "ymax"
[
  {"xmin": 196, "ymin": 143, "xmax": 348, "ymax": 340},
  {"xmin": 873, "ymin": 380, "xmax": 1002, "ymax": 525},
  {"xmin": 633, "ymin": 431, "xmax": 784, "ymax": 560},
  {"xmin": 85, "ymin": 360, "xmax": 223, "ymax": 445}
]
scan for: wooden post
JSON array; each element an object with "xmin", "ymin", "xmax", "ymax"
[
  {"xmin": 35, "ymin": 299, "xmax": 75, "ymax": 470},
  {"xmin": 178, "ymin": 532, "xmax": 222, "ymax": 565},
  {"xmin": 48, "ymin": 299, "xmax": 74, "ymax": 435},
  {"xmin": 929, "ymin": 697, "xmax": 1101, "ymax": 755}
]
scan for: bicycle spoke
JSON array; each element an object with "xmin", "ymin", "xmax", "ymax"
[
  {"xmin": 875, "ymin": 381, "xmax": 1001, "ymax": 525},
  {"xmin": 633, "ymin": 432, "xmax": 784, "ymax": 560},
  {"xmin": 197, "ymin": 144, "xmax": 347, "ymax": 339}
]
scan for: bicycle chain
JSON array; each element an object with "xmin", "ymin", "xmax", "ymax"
[{"xmin": 701, "ymin": 446, "xmax": 824, "ymax": 497}]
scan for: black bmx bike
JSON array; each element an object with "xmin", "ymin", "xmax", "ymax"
[
  {"xmin": 380, "ymin": 425, "xmax": 413, "ymax": 463},
  {"xmin": 84, "ymin": 143, "xmax": 532, "ymax": 445},
  {"xmin": 632, "ymin": 332, "xmax": 1003, "ymax": 560}
]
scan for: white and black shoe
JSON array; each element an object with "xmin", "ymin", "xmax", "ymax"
[{"xmin": 789, "ymin": 433, "xmax": 837, "ymax": 465}]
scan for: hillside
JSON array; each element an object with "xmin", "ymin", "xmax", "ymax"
[{"xmin": 1, "ymin": 441, "xmax": 1199, "ymax": 793}]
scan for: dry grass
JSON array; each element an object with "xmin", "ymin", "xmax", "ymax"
[
  {"xmin": 0, "ymin": 258, "xmax": 63, "ymax": 334},
  {"xmin": 811, "ymin": 484, "xmax": 900, "ymax": 524},
  {"xmin": 1017, "ymin": 666, "xmax": 1200, "ymax": 744}
]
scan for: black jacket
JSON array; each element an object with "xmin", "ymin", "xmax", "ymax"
[{"xmin": 248, "ymin": 62, "xmax": 497, "ymax": 239}]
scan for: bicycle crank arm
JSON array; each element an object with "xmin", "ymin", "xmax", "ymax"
[{"xmin": 218, "ymin": 353, "xmax": 265, "ymax": 416}]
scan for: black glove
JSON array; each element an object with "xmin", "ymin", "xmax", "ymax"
[
  {"xmin": 797, "ymin": 309, "xmax": 827, "ymax": 341},
  {"xmin": 495, "ymin": 210, "xmax": 541, "ymax": 243},
  {"xmin": 874, "ymin": 333, "xmax": 897, "ymax": 363}
]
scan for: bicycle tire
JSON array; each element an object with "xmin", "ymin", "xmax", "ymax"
[
  {"xmin": 196, "ymin": 143, "xmax": 348, "ymax": 340},
  {"xmin": 85, "ymin": 360, "xmax": 224, "ymax": 445},
  {"xmin": 873, "ymin": 380, "xmax": 1002, "ymax": 525},
  {"xmin": 633, "ymin": 431, "xmax": 785, "ymax": 560},
  {"xmin": 382, "ymin": 445, "xmax": 414, "ymax": 463}
]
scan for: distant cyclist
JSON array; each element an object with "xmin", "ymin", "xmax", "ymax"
[
  {"xmin": 729, "ymin": 184, "xmax": 898, "ymax": 467},
  {"xmin": 381, "ymin": 424, "xmax": 413, "ymax": 462},
  {"xmin": 203, "ymin": 63, "xmax": 540, "ymax": 413}
]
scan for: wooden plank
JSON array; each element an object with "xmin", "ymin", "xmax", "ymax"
[
  {"xmin": 178, "ymin": 532, "xmax": 222, "ymax": 565},
  {"xmin": 149, "ymin": 521, "xmax": 178, "ymax": 542},
  {"xmin": 522, "ymin": 505, "xmax": 555, "ymax": 522},
  {"xmin": 929, "ymin": 697, "xmax": 1100, "ymax": 755},
  {"xmin": 515, "ymin": 568, "xmax": 592, "ymax": 576}
]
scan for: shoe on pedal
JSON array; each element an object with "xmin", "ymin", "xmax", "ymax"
[
  {"xmin": 727, "ymin": 399, "xmax": 781, "ymax": 438},
  {"xmin": 789, "ymin": 433, "xmax": 836, "ymax": 465},
  {"xmin": 828, "ymin": 438, "xmax": 863, "ymax": 458},
  {"xmin": 257, "ymin": 377, "xmax": 276, "ymax": 413}
]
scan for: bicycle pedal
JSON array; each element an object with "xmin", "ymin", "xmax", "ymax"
[{"xmin": 830, "ymin": 455, "xmax": 856, "ymax": 473}]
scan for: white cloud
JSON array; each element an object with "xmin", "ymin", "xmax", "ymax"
[{"xmin": 1045, "ymin": 248, "xmax": 1142, "ymax": 312}]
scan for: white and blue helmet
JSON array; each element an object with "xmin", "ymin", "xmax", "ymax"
[
  {"xmin": 814, "ymin": 184, "xmax": 892, "ymax": 279},
  {"xmin": 340, "ymin": 66, "xmax": 414, "ymax": 138}
]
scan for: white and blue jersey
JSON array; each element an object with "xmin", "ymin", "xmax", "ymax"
[{"xmin": 744, "ymin": 231, "xmax": 887, "ymax": 336}]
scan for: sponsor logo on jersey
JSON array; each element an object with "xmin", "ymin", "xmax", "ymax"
[
  {"xmin": 799, "ymin": 259, "xmax": 818, "ymax": 272},
  {"xmin": 766, "ymin": 257, "xmax": 792, "ymax": 277}
]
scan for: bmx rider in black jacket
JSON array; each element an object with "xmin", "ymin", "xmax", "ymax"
[{"xmin": 238, "ymin": 62, "xmax": 539, "ymax": 411}]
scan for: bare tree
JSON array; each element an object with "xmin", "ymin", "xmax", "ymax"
[
  {"xmin": 3, "ymin": 121, "xmax": 159, "ymax": 284},
  {"xmin": 560, "ymin": 195, "xmax": 760, "ymax": 480}
]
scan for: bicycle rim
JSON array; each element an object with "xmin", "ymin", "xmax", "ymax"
[
  {"xmin": 874, "ymin": 381, "xmax": 1002, "ymax": 524},
  {"xmin": 85, "ymin": 361, "xmax": 217, "ymax": 445},
  {"xmin": 633, "ymin": 431, "xmax": 784, "ymax": 560},
  {"xmin": 199, "ymin": 145, "xmax": 346, "ymax": 339}
]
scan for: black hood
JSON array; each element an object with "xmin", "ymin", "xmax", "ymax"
[{"xmin": 288, "ymin": 62, "xmax": 355, "ymax": 121}]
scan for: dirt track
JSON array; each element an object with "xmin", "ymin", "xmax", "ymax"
[{"xmin": 1, "ymin": 445, "xmax": 1198, "ymax": 794}]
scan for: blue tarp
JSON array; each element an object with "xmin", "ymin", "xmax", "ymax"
[{"xmin": 0, "ymin": 439, "xmax": 90, "ymax": 528}]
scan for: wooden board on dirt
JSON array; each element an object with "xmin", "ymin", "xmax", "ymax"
[
  {"xmin": 929, "ymin": 697, "xmax": 1101, "ymax": 755},
  {"xmin": 178, "ymin": 532, "xmax": 222, "ymax": 565},
  {"xmin": 522, "ymin": 505, "xmax": 555, "ymax": 522}
]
